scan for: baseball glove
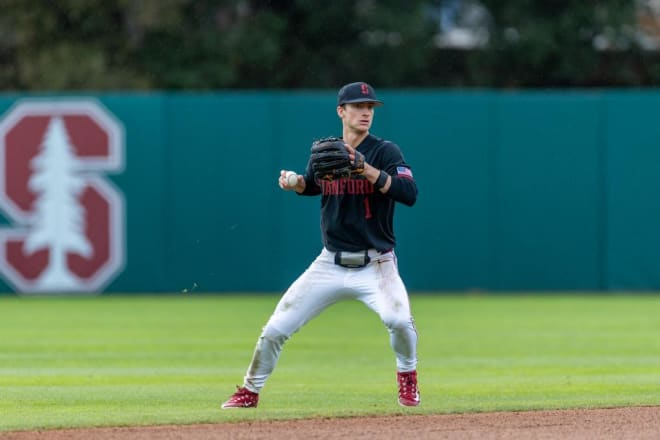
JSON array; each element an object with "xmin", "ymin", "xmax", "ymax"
[{"xmin": 310, "ymin": 137, "xmax": 365, "ymax": 181}]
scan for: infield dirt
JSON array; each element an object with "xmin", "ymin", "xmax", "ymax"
[{"xmin": 1, "ymin": 406, "xmax": 659, "ymax": 440}]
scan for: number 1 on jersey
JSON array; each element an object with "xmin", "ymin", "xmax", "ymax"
[{"xmin": 363, "ymin": 198, "xmax": 372, "ymax": 219}]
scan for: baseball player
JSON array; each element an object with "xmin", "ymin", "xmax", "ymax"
[{"xmin": 221, "ymin": 82, "xmax": 419, "ymax": 408}]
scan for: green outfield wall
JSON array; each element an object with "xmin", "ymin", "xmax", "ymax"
[{"xmin": 0, "ymin": 90, "xmax": 659, "ymax": 294}]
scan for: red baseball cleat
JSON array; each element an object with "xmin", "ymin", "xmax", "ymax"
[
  {"xmin": 397, "ymin": 371, "xmax": 420, "ymax": 407},
  {"xmin": 221, "ymin": 386, "xmax": 259, "ymax": 409}
]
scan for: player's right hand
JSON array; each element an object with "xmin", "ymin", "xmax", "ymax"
[{"xmin": 279, "ymin": 169, "xmax": 305, "ymax": 192}]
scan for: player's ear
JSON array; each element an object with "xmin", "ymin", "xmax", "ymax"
[{"xmin": 337, "ymin": 105, "xmax": 344, "ymax": 118}]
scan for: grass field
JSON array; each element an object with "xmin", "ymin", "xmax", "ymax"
[{"xmin": 1, "ymin": 293, "xmax": 659, "ymax": 431}]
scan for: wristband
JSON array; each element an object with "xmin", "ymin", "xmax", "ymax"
[{"xmin": 374, "ymin": 170, "xmax": 389, "ymax": 190}]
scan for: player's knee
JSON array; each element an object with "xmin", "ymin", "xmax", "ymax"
[
  {"xmin": 382, "ymin": 314, "xmax": 413, "ymax": 331},
  {"xmin": 261, "ymin": 324, "xmax": 290, "ymax": 344}
]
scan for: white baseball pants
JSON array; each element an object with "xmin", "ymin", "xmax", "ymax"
[{"xmin": 242, "ymin": 248, "xmax": 418, "ymax": 393}]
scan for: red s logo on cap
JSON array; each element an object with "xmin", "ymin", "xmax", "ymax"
[{"xmin": 361, "ymin": 84, "xmax": 369, "ymax": 95}]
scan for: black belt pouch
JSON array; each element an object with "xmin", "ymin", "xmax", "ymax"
[{"xmin": 334, "ymin": 250, "xmax": 371, "ymax": 268}]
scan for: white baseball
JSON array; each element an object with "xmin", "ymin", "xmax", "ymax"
[{"xmin": 285, "ymin": 171, "xmax": 298, "ymax": 187}]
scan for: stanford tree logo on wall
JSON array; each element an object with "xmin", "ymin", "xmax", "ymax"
[{"xmin": 0, "ymin": 99, "xmax": 125, "ymax": 294}]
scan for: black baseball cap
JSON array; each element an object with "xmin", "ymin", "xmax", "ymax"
[{"xmin": 337, "ymin": 82, "xmax": 383, "ymax": 106}]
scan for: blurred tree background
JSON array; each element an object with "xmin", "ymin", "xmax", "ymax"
[{"xmin": 0, "ymin": 0, "xmax": 658, "ymax": 90}]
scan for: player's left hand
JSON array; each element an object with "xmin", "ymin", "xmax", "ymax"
[{"xmin": 344, "ymin": 144, "xmax": 365, "ymax": 175}]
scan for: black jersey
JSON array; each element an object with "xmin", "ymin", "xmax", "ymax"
[{"xmin": 301, "ymin": 134, "xmax": 417, "ymax": 252}]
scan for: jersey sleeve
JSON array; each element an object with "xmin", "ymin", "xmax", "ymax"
[
  {"xmin": 380, "ymin": 142, "xmax": 417, "ymax": 207},
  {"xmin": 300, "ymin": 156, "xmax": 322, "ymax": 196}
]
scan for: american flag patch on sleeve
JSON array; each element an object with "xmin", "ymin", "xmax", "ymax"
[{"xmin": 396, "ymin": 166, "xmax": 413, "ymax": 179}]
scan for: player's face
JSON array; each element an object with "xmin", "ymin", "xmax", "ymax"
[{"xmin": 339, "ymin": 102, "xmax": 375, "ymax": 133}]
